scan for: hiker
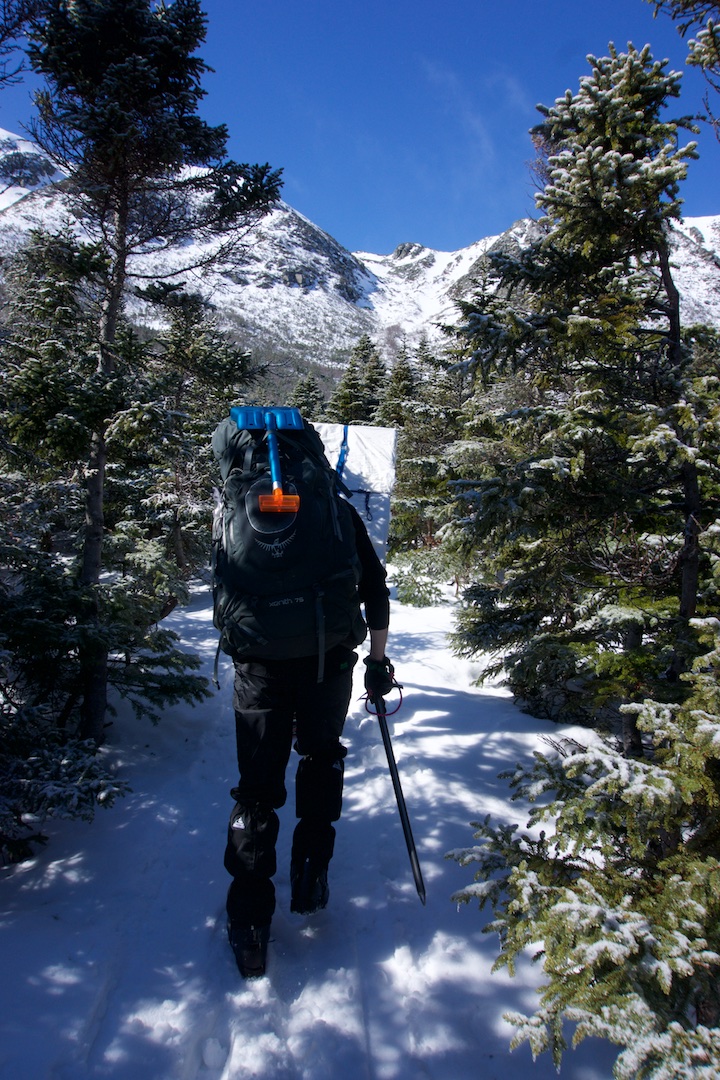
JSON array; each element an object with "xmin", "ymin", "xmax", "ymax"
[{"xmin": 211, "ymin": 408, "xmax": 394, "ymax": 978}]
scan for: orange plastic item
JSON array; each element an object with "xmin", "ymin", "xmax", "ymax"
[{"xmin": 258, "ymin": 487, "xmax": 301, "ymax": 513}]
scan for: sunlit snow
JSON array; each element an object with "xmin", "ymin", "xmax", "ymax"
[{"xmin": 0, "ymin": 583, "xmax": 619, "ymax": 1079}]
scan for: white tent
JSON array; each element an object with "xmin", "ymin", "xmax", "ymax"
[{"xmin": 312, "ymin": 423, "xmax": 397, "ymax": 565}]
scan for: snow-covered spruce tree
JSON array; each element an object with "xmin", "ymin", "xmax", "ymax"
[
  {"xmin": 359, "ymin": 334, "xmax": 387, "ymax": 422},
  {"xmin": 387, "ymin": 336, "xmax": 474, "ymax": 603},
  {"xmin": 0, "ymin": 232, "xmax": 219, "ymax": 685},
  {"xmin": 324, "ymin": 334, "xmax": 386, "ymax": 424},
  {"xmin": 446, "ymin": 44, "xmax": 716, "ymax": 726},
  {"xmin": 124, "ymin": 283, "xmax": 258, "ymax": 577},
  {"xmin": 447, "ymin": 42, "xmax": 720, "ymax": 1074},
  {"xmin": 24, "ymin": 0, "xmax": 280, "ymax": 742},
  {"xmin": 288, "ymin": 371, "xmax": 326, "ymax": 420},
  {"xmin": 388, "ymin": 335, "xmax": 469, "ymax": 550},
  {"xmin": 374, "ymin": 342, "xmax": 417, "ymax": 428},
  {"xmin": 0, "ymin": 230, "xmax": 136, "ymax": 859},
  {"xmin": 450, "ymin": 615, "xmax": 720, "ymax": 1076},
  {"xmin": 324, "ymin": 350, "xmax": 366, "ymax": 423}
]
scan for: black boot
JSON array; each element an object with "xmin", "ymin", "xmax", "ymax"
[
  {"xmin": 227, "ymin": 920, "xmax": 270, "ymax": 978},
  {"xmin": 290, "ymin": 859, "xmax": 329, "ymax": 915},
  {"xmin": 224, "ymin": 801, "xmax": 278, "ymax": 974},
  {"xmin": 290, "ymin": 819, "xmax": 335, "ymax": 915}
]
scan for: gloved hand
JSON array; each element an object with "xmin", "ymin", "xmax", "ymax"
[{"xmin": 363, "ymin": 655, "xmax": 395, "ymax": 700}]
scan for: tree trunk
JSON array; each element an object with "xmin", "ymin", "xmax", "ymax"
[
  {"xmin": 678, "ymin": 458, "xmax": 702, "ymax": 623},
  {"xmin": 78, "ymin": 429, "xmax": 108, "ymax": 742},
  {"xmin": 664, "ymin": 456, "xmax": 703, "ymax": 681},
  {"xmin": 621, "ymin": 714, "xmax": 645, "ymax": 758},
  {"xmin": 78, "ymin": 203, "xmax": 128, "ymax": 743},
  {"xmin": 658, "ymin": 239, "xmax": 702, "ymax": 679},
  {"xmin": 621, "ymin": 621, "xmax": 645, "ymax": 757},
  {"xmin": 658, "ymin": 241, "xmax": 682, "ymax": 371},
  {"xmin": 81, "ymin": 430, "xmax": 106, "ymax": 588},
  {"xmin": 172, "ymin": 517, "xmax": 188, "ymax": 572}
]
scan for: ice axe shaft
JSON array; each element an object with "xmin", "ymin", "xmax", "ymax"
[
  {"xmin": 229, "ymin": 406, "xmax": 301, "ymax": 512},
  {"xmin": 376, "ymin": 696, "xmax": 426, "ymax": 905},
  {"xmin": 260, "ymin": 427, "xmax": 300, "ymax": 512}
]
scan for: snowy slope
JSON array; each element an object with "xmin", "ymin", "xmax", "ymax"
[
  {"xmin": 355, "ymin": 236, "xmax": 500, "ymax": 337},
  {"xmin": 672, "ymin": 215, "xmax": 720, "ymax": 327},
  {"xmin": 0, "ymin": 126, "xmax": 66, "ymax": 211},
  {"xmin": 0, "ymin": 128, "xmax": 717, "ymax": 369},
  {"xmin": 0, "ymin": 584, "xmax": 619, "ymax": 1080}
]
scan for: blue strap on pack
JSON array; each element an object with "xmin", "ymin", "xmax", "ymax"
[{"xmin": 336, "ymin": 424, "xmax": 350, "ymax": 480}]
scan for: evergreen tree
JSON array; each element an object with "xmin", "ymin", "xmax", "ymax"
[
  {"xmin": 324, "ymin": 335, "xmax": 386, "ymax": 424},
  {"xmin": 0, "ymin": 233, "xmax": 215, "ymax": 694},
  {"xmin": 24, "ymin": 0, "xmax": 281, "ymax": 740},
  {"xmin": 288, "ymin": 371, "xmax": 325, "ymax": 419},
  {"xmin": 0, "ymin": 232, "xmax": 130, "ymax": 859},
  {"xmin": 448, "ymin": 42, "xmax": 720, "ymax": 1071},
  {"xmin": 389, "ymin": 335, "xmax": 468, "ymax": 551},
  {"xmin": 324, "ymin": 352, "xmax": 365, "ymax": 423},
  {"xmin": 357, "ymin": 334, "xmax": 386, "ymax": 421},
  {"xmin": 451, "ymin": 616, "xmax": 720, "ymax": 1074},
  {"xmin": 375, "ymin": 343, "xmax": 417, "ymax": 427},
  {"xmin": 386, "ymin": 336, "xmax": 473, "ymax": 602},
  {"xmin": 447, "ymin": 44, "xmax": 712, "ymax": 725}
]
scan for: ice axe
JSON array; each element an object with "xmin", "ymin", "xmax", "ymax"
[
  {"xmin": 366, "ymin": 689, "xmax": 427, "ymax": 905},
  {"xmin": 230, "ymin": 405, "xmax": 302, "ymax": 512}
]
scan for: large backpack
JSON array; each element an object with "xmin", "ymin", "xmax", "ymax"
[{"xmin": 211, "ymin": 407, "xmax": 367, "ymax": 678}]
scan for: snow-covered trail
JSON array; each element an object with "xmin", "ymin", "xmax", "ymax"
[{"xmin": 0, "ymin": 587, "xmax": 618, "ymax": 1079}]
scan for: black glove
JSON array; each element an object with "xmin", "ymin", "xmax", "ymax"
[{"xmin": 363, "ymin": 655, "xmax": 395, "ymax": 700}]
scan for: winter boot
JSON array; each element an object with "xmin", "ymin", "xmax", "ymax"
[
  {"xmin": 290, "ymin": 858, "xmax": 330, "ymax": 915},
  {"xmin": 290, "ymin": 819, "xmax": 335, "ymax": 915},
  {"xmin": 227, "ymin": 921, "xmax": 270, "ymax": 979}
]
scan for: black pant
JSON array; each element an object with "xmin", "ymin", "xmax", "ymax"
[{"xmin": 224, "ymin": 645, "xmax": 357, "ymax": 926}]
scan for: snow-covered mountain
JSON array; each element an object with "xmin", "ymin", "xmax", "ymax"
[
  {"xmin": 0, "ymin": 128, "xmax": 65, "ymax": 211},
  {"xmin": 0, "ymin": 127, "xmax": 718, "ymax": 368}
]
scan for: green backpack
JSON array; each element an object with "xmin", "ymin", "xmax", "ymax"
[{"xmin": 211, "ymin": 407, "xmax": 366, "ymax": 679}]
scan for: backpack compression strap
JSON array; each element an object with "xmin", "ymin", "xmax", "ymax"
[{"xmin": 336, "ymin": 424, "xmax": 350, "ymax": 480}]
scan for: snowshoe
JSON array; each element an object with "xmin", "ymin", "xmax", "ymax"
[{"xmin": 227, "ymin": 921, "xmax": 270, "ymax": 979}]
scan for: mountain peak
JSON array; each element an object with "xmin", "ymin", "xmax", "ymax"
[{"xmin": 390, "ymin": 242, "xmax": 430, "ymax": 260}]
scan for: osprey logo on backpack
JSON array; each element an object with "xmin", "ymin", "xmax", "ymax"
[
  {"xmin": 211, "ymin": 408, "xmax": 367, "ymax": 678},
  {"xmin": 257, "ymin": 534, "xmax": 295, "ymax": 558}
]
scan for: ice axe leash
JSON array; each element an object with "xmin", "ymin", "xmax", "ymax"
[{"xmin": 365, "ymin": 687, "xmax": 427, "ymax": 905}]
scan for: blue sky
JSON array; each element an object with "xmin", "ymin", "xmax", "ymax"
[{"xmin": 1, "ymin": 0, "xmax": 718, "ymax": 254}]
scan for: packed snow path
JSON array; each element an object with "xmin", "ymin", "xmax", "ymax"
[{"xmin": 1, "ymin": 586, "xmax": 618, "ymax": 1079}]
